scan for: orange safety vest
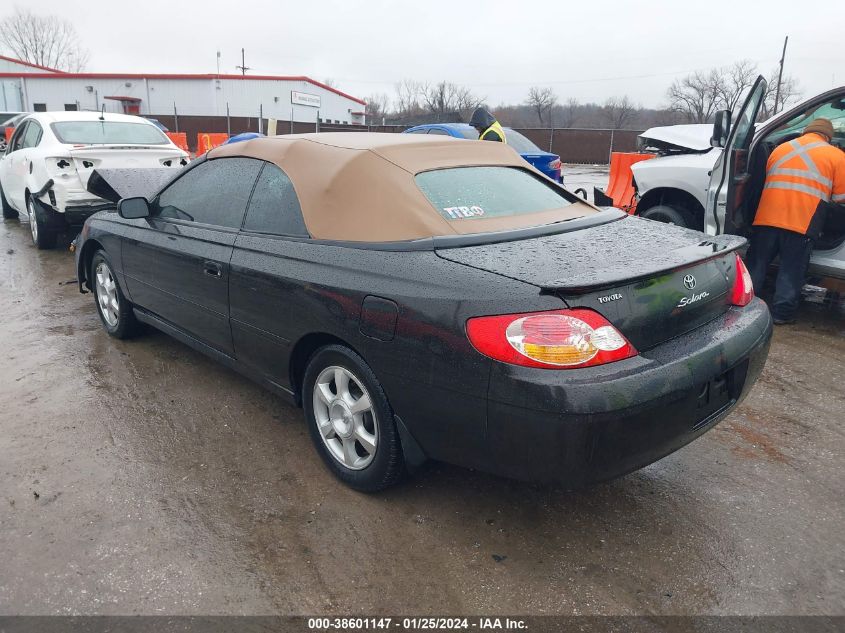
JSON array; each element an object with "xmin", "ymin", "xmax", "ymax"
[{"xmin": 754, "ymin": 132, "xmax": 845, "ymax": 236}]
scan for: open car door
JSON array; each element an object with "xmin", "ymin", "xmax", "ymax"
[{"xmin": 705, "ymin": 75, "xmax": 767, "ymax": 235}]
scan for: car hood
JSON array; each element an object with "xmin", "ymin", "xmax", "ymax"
[{"xmin": 638, "ymin": 124, "xmax": 714, "ymax": 152}]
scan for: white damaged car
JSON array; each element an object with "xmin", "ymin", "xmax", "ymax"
[
  {"xmin": 0, "ymin": 111, "xmax": 188, "ymax": 248},
  {"xmin": 631, "ymin": 80, "xmax": 845, "ymax": 280}
]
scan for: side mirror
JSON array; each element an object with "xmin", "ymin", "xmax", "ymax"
[
  {"xmin": 711, "ymin": 110, "xmax": 731, "ymax": 148},
  {"xmin": 117, "ymin": 196, "xmax": 150, "ymax": 219}
]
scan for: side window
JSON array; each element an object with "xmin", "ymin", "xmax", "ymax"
[
  {"xmin": 242, "ymin": 163, "xmax": 308, "ymax": 236},
  {"xmin": 8, "ymin": 122, "xmax": 29, "ymax": 153},
  {"xmin": 406, "ymin": 128, "xmax": 428, "ymax": 134},
  {"xmin": 22, "ymin": 122, "xmax": 42, "ymax": 148},
  {"xmin": 155, "ymin": 157, "xmax": 262, "ymax": 229},
  {"xmin": 427, "ymin": 128, "xmax": 450, "ymax": 136},
  {"xmin": 731, "ymin": 79, "xmax": 766, "ymax": 154}
]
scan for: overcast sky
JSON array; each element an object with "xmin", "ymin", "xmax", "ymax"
[{"xmin": 11, "ymin": 0, "xmax": 841, "ymax": 108}]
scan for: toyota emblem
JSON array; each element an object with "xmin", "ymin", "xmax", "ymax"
[{"xmin": 683, "ymin": 274, "xmax": 697, "ymax": 290}]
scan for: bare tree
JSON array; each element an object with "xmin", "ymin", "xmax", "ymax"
[
  {"xmin": 0, "ymin": 8, "xmax": 89, "ymax": 71},
  {"xmin": 718, "ymin": 59, "xmax": 758, "ymax": 112},
  {"xmin": 420, "ymin": 81, "xmax": 482, "ymax": 120},
  {"xmin": 761, "ymin": 67, "xmax": 801, "ymax": 119},
  {"xmin": 667, "ymin": 60, "xmax": 799, "ymax": 123},
  {"xmin": 526, "ymin": 86, "xmax": 558, "ymax": 125},
  {"xmin": 322, "ymin": 78, "xmax": 338, "ymax": 88},
  {"xmin": 557, "ymin": 97, "xmax": 580, "ymax": 128},
  {"xmin": 364, "ymin": 93, "xmax": 391, "ymax": 123},
  {"xmin": 602, "ymin": 96, "xmax": 637, "ymax": 129},
  {"xmin": 394, "ymin": 79, "xmax": 424, "ymax": 120},
  {"xmin": 667, "ymin": 68, "xmax": 724, "ymax": 123}
]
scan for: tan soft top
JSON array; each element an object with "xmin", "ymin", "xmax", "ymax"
[{"xmin": 208, "ymin": 133, "xmax": 594, "ymax": 242}]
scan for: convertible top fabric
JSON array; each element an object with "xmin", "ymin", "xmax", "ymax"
[{"xmin": 208, "ymin": 133, "xmax": 595, "ymax": 242}]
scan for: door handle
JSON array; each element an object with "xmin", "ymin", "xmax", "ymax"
[{"xmin": 203, "ymin": 261, "xmax": 223, "ymax": 278}]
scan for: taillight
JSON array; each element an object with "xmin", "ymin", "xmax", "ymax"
[
  {"xmin": 466, "ymin": 309, "xmax": 637, "ymax": 369},
  {"xmin": 731, "ymin": 253, "xmax": 754, "ymax": 307},
  {"xmin": 548, "ymin": 158, "xmax": 562, "ymax": 170}
]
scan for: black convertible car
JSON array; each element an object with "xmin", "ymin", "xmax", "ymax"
[{"xmin": 75, "ymin": 133, "xmax": 772, "ymax": 491}]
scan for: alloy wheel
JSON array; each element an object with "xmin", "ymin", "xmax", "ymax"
[
  {"xmin": 312, "ymin": 366, "xmax": 378, "ymax": 470},
  {"xmin": 27, "ymin": 200, "xmax": 38, "ymax": 243},
  {"xmin": 95, "ymin": 262, "xmax": 120, "ymax": 327}
]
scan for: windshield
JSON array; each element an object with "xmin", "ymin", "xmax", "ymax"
[
  {"xmin": 766, "ymin": 97, "xmax": 845, "ymax": 148},
  {"xmin": 51, "ymin": 121, "xmax": 169, "ymax": 145},
  {"xmin": 416, "ymin": 166, "xmax": 572, "ymax": 221}
]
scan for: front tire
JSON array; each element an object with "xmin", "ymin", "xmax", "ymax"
[
  {"xmin": 303, "ymin": 345, "xmax": 404, "ymax": 491},
  {"xmin": 639, "ymin": 203, "xmax": 690, "ymax": 228},
  {"xmin": 91, "ymin": 250, "xmax": 139, "ymax": 339},
  {"xmin": 27, "ymin": 197, "xmax": 57, "ymax": 249}
]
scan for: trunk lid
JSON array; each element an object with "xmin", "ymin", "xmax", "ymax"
[
  {"xmin": 435, "ymin": 215, "xmax": 746, "ymax": 350},
  {"xmin": 67, "ymin": 145, "xmax": 186, "ymax": 188}
]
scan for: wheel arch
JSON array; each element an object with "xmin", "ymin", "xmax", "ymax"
[
  {"xmin": 78, "ymin": 238, "xmax": 105, "ymax": 291},
  {"xmin": 636, "ymin": 187, "xmax": 705, "ymax": 230},
  {"xmin": 288, "ymin": 332, "xmax": 364, "ymax": 407}
]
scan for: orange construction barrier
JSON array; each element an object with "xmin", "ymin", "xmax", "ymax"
[
  {"xmin": 595, "ymin": 152, "xmax": 656, "ymax": 213},
  {"xmin": 165, "ymin": 132, "xmax": 189, "ymax": 152},
  {"xmin": 196, "ymin": 132, "xmax": 229, "ymax": 155}
]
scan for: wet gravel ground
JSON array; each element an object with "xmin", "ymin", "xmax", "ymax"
[
  {"xmin": 0, "ymin": 218, "xmax": 843, "ymax": 616},
  {"xmin": 563, "ymin": 163, "xmax": 610, "ymax": 202}
]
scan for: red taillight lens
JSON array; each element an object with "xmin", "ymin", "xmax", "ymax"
[
  {"xmin": 548, "ymin": 158, "xmax": 562, "ymax": 170},
  {"xmin": 466, "ymin": 309, "xmax": 637, "ymax": 369},
  {"xmin": 731, "ymin": 253, "xmax": 754, "ymax": 307}
]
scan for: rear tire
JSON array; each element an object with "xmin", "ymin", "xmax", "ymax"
[
  {"xmin": 91, "ymin": 250, "xmax": 139, "ymax": 339},
  {"xmin": 303, "ymin": 345, "xmax": 404, "ymax": 492},
  {"xmin": 27, "ymin": 198, "xmax": 57, "ymax": 249},
  {"xmin": 0, "ymin": 184, "xmax": 17, "ymax": 219},
  {"xmin": 640, "ymin": 204, "xmax": 690, "ymax": 228}
]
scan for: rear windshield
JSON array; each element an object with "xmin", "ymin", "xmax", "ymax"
[
  {"xmin": 503, "ymin": 129, "xmax": 542, "ymax": 153},
  {"xmin": 51, "ymin": 121, "xmax": 169, "ymax": 145},
  {"xmin": 456, "ymin": 126, "xmax": 542, "ymax": 153},
  {"xmin": 415, "ymin": 166, "xmax": 572, "ymax": 221},
  {"xmin": 0, "ymin": 112, "xmax": 21, "ymax": 126}
]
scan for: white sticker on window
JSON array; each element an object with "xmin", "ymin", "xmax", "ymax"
[{"xmin": 442, "ymin": 205, "xmax": 485, "ymax": 220}]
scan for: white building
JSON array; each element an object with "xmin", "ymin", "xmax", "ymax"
[{"xmin": 0, "ymin": 55, "xmax": 366, "ymax": 125}]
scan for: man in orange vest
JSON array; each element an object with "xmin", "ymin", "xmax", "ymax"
[{"xmin": 746, "ymin": 118, "xmax": 845, "ymax": 324}]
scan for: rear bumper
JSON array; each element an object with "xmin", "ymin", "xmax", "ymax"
[
  {"xmin": 32, "ymin": 196, "xmax": 111, "ymax": 229},
  {"xmin": 482, "ymin": 299, "xmax": 773, "ymax": 486}
]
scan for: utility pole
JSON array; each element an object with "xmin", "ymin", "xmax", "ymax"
[
  {"xmin": 236, "ymin": 48, "xmax": 251, "ymax": 76},
  {"xmin": 774, "ymin": 35, "xmax": 789, "ymax": 115}
]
